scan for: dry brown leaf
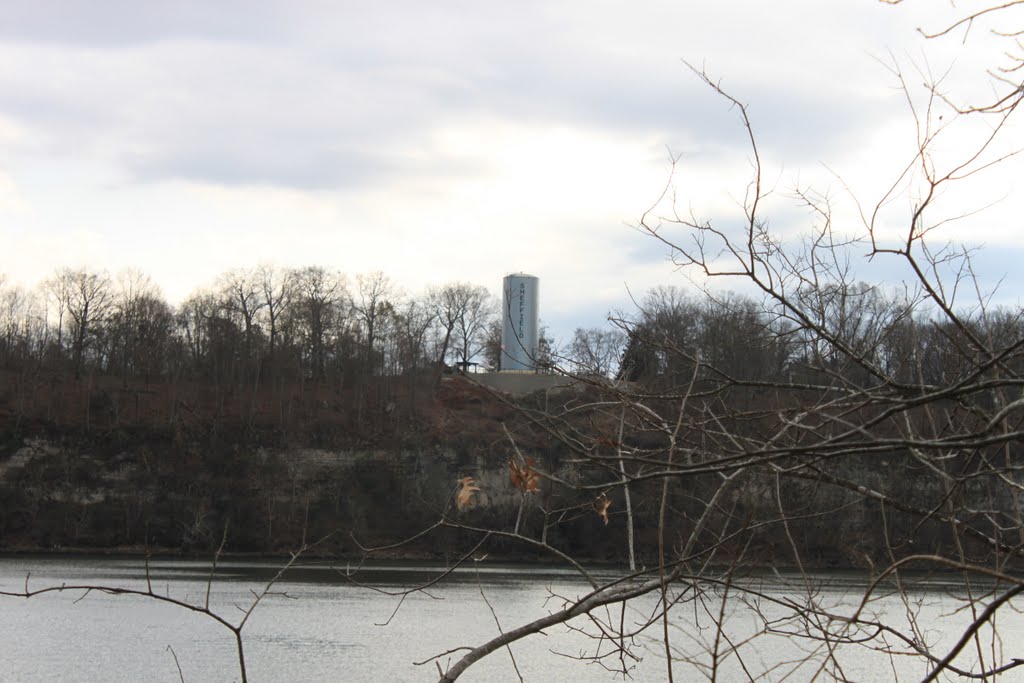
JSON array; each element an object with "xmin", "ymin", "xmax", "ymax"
[
  {"xmin": 456, "ymin": 476, "xmax": 480, "ymax": 510},
  {"xmin": 509, "ymin": 456, "xmax": 540, "ymax": 493},
  {"xmin": 594, "ymin": 492, "xmax": 611, "ymax": 525}
]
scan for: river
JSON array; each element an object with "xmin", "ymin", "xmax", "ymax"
[{"xmin": 0, "ymin": 556, "xmax": 1020, "ymax": 681}]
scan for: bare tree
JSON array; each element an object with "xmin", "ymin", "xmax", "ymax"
[
  {"xmin": 256, "ymin": 264, "xmax": 293, "ymax": 370},
  {"xmin": 42, "ymin": 270, "xmax": 71, "ymax": 362},
  {"xmin": 566, "ymin": 327, "xmax": 627, "ymax": 377},
  {"xmin": 391, "ymin": 296, "xmax": 435, "ymax": 374},
  {"xmin": 217, "ymin": 268, "xmax": 266, "ymax": 367},
  {"xmin": 428, "ymin": 282, "xmax": 495, "ymax": 369},
  {"xmin": 289, "ymin": 266, "xmax": 348, "ymax": 380},
  {"xmin": 177, "ymin": 288, "xmax": 218, "ymax": 373},
  {"xmin": 347, "ymin": 5, "xmax": 1024, "ymax": 682},
  {"xmin": 353, "ymin": 271, "xmax": 397, "ymax": 375},
  {"xmin": 452, "ymin": 289, "xmax": 496, "ymax": 370},
  {"xmin": 5, "ymin": 4, "xmax": 1024, "ymax": 682},
  {"xmin": 0, "ymin": 277, "xmax": 38, "ymax": 364},
  {"xmin": 46, "ymin": 268, "xmax": 113, "ymax": 377},
  {"xmin": 107, "ymin": 269, "xmax": 173, "ymax": 380}
]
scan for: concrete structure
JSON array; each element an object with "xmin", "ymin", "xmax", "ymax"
[
  {"xmin": 500, "ymin": 273, "xmax": 539, "ymax": 371},
  {"xmin": 471, "ymin": 371, "xmax": 574, "ymax": 396}
]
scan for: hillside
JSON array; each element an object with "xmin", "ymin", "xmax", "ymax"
[
  {"xmin": 0, "ymin": 368, "xmax": 612, "ymax": 557},
  {"xmin": 1, "ymin": 366, "xmax": 1004, "ymax": 572}
]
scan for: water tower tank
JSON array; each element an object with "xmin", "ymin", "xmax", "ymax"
[{"xmin": 500, "ymin": 273, "xmax": 539, "ymax": 372}]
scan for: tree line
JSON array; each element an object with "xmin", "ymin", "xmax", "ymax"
[
  {"xmin": 4, "ymin": 264, "xmax": 1024, "ymax": 395},
  {"xmin": 0, "ymin": 266, "xmax": 514, "ymax": 385},
  {"xmin": 613, "ymin": 283, "xmax": 1024, "ymax": 391},
  {"xmin": 7, "ymin": 2, "xmax": 1024, "ymax": 680}
]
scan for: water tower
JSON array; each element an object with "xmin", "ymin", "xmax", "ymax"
[{"xmin": 500, "ymin": 273, "xmax": 539, "ymax": 372}]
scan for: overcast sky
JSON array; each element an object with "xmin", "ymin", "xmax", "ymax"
[{"xmin": 1, "ymin": 1, "xmax": 1022, "ymax": 343}]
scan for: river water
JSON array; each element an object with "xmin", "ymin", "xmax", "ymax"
[{"xmin": 0, "ymin": 556, "xmax": 1021, "ymax": 682}]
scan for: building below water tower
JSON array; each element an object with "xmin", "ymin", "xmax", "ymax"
[{"xmin": 500, "ymin": 273, "xmax": 539, "ymax": 372}]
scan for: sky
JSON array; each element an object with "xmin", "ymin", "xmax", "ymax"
[{"xmin": 1, "ymin": 0, "xmax": 1023, "ymax": 345}]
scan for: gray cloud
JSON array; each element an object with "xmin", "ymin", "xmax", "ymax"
[
  {"xmin": 0, "ymin": 1, "xmax": 286, "ymax": 45},
  {"xmin": 0, "ymin": 1, "xmax": 903, "ymax": 194},
  {"xmin": 127, "ymin": 139, "xmax": 488, "ymax": 191}
]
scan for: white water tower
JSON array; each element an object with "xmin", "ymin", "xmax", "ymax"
[{"xmin": 500, "ymin": 273, "xmax": 539, "ymax": 372}]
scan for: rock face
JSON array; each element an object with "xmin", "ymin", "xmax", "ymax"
[
  {"xmin": 0, "ymin": 435, "xmax": 480, "ymax": 554},
  {"xmin": 0, "ymin": 370, "xmax": 1011, "ymax": 568},
  {"xmin": 0, "ymin": 372, "xmax": 587, "ymax": 556}
]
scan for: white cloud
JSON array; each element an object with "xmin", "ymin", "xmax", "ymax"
[
  {"xmin": 0, "ymin": 171, "xmax": 32, "ymax": 215},
  {"xmin": 0, "ymin": 0, "xmax": 1021, "ymax": 335}
]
